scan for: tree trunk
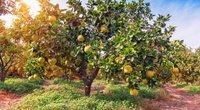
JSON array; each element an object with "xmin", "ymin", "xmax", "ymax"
[
  {"xmin": 0, "ymin": 71, "xmax": 5, "ymax": 82},
  {"xmin": 84, "ymin": 80, "xmax": 92, "ymax": 96}
]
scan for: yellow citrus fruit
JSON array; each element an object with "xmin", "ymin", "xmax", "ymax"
[
  {"xmin": 33, "ymin": 74, "xmax": 41, "ymax": 80},
  {"xmin": 31, "ymin": 35, "xmax": 39, "ymax": 41},
  {"xmin": 158, "ymin": 46, "xmax": 164, "ymax": 52},
  {"xmin": 84, "ymin": 45, "xmax": 92, "ymax": 53},
  {"xmin": 21, "ymin": 2, "xmax": 28, "ymax": 7},
  {"xmin": 48, "ymin": 58, "xmax": 57, "ymax": 65},
  {"xmin": 19, "ymin": 2, "xmax": 28, "ymax": 12},
  {"xmin": 172, "ymin": 68, "xmax": 179, "ymax": 74},
  {"xmin": 142, "ymin": 79, "xmax": 148, "ymax": 85},
  {"xmin": 146, "ymin": 71, "xmax": 154, "ymax": 78},
  {"xmin": 30, "ymin": 52, "xmax": 36, "ymax": 57},
  {"xmin": 150, "ymin": 43, "xmax": 156, "ymax": 48},
  {"xmin": 28, "ymin": 76, "xmax": 34, "ymax": 80},
  {"xmin": 77, "ymin": 35, "xmax": 85, "ymax": 42},
  {"xmin": 130, "ymin": 89, "xmax": 138, "ymax": 96},
  {"xmin": 9, "ymin": 66, "xmax": 15, "ymax": 72},
  {"xmin": 100, "ymin": 25, "xmax": 109, "ymax": 34},
  {"xmin": 64, "ymin": 60, "xmax": 70, "ymax": 65},
  {"xmin": 124, "ymin": 65, "xmax": 133, "ymax": 74},
  {"xmin": 48, "ymin": 16, "xmax": 57, "ymax": 23},
  {"xmin": 38, "ymin": 57, "xmax": 45, "ymax": 63}
]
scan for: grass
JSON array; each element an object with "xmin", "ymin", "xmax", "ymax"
[
  {"xmin": 187, "ymin": 86, "xmax": 200, "ymax": 94},
  {"xmin": 13, "ymin": 79, "xmax": 139, "ymax": 110},
  {"xmin": 0, "ymin": 78, "xmax": 44, "ymax": 94},
  {"xmin": 12, "ymin": 78, "xmax": 168, "ymax": 110},
  {"xmin": 175, "ymin": 83, "xmax": 200, "ymax": 94},
  {"xmin": 2, "ymin": 78, "xmax": 199, "ymax": 109}
]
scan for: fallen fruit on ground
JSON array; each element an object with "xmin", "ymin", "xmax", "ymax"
[
  {"xmin": 33, "ymin": 74, "xmax": 41, "ymax": 80},
  {"xmin": 28, "ymin": 76, "xmax": 34, "ymax": 80},
  {"xmin": 130, "ymin": 89, "xmax": 139, "ymax": 96}
]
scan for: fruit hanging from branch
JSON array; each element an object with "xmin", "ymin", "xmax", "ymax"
[
  {"xmin": 124, "ymin": 65, "xmax": 133, "ymax": 74},
  {"xmin": 146, "ymin": 71, "xmax": 154, "ymax": 78},
  {"xmin": 172, "ymin": 67, "xmax": 179, "ymax": 74},
  {"xmin": 77, "ymin": 35, "xmax": 85, "ymax": 42}
]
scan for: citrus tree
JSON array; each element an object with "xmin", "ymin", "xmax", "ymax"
[
  {"xmin": 168, "ymin": 40, "xmax": 200, "ymax": 84},
  {"xmin": 173, "ymin": 47, "xmax": 200, "ymax": 84},
  {"xmin": 0, "ymin": 20, "xmax": 18, "ymax": 82},
  {"xmin": 11, "ymin": 0, "xmax": 65, "ymax": 79},
  {"xmin": 194, "ymin": 48, "xmax": 200, "ymax": 83},
  {"xmin": 8, "ymin": 1, "xmax": 34, "ymax": 77},
  {"xmin": 9, "ymin": 0, "xmax": 179, "ymax": 96},
  {"xmin": 51, "ymin": 0, "xmax": 178, "ymax": 96}
]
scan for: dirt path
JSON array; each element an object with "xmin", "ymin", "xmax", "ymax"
[
  {"xmin": 0, "ymin": 91, "xmax": 23, "ymax": 110},
  {"xmin": 145, "ymin": 84, "xmax": 200, "ymax": 110}
]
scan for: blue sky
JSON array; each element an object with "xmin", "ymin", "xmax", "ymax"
[
  {"xmin": 0, "ymin": 0, "xmax": 200, "ymax": 49},
  {"xmin": 146, "ymin": 0, "xmax": 200, "ymax": 49}
]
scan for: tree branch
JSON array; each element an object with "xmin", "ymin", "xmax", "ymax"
[
  {"xmin": 3, "ymin": 53, "xmax": 14, "ymax": 70},
  {"xmin": 90, "ymin": 67, "xmax": 100, "ymax": 81},
  {"xmin": 0, "ymin": 54, "xmax": 4, "ymax": 67},
  {"xmin": 58, "ymin": 64, "xmax": 82, "ymax": 79}
]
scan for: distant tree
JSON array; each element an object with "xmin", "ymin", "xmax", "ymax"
[
  {"xmin": 0, "ymin": 0, "xmax": 17, "ymax": 82},
  {"xmin": 0, "ymin": 0, "xmax": 15, "ymax": 15},
  {"xmin": 0, "ymin": 20, "xmax": 19, "ymax": 82}
]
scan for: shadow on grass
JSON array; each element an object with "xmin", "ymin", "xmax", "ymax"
[
  {"xmin": 175, "ymin": 83, "xmax": 188, "ymax": 88},
  {"xmin": 0, "ymin": 78, "xmax": 44, "ymax": 94},
  {"xmin": 52, "ymin": 78, "xmax": 83, "ymax": 88}
]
